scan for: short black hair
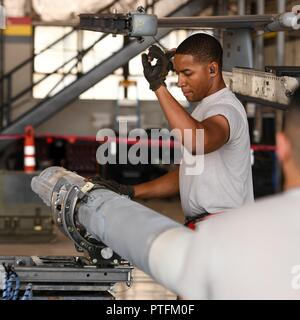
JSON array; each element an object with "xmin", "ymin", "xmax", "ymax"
[
  {"xmin": 176, "ymin": 33, "xmax": 223, "ymax": 69},
  {"xmin": 285, "ymin": 87, "xmax": 300, "ymax": 168}
]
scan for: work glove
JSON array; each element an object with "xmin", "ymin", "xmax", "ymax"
[
  {"xmin": 142, "ymin": 45, "xmax": 175, "ymax": 91},
  {"xmin": 90, "ymin": 175, "xmax": 135, "ymax": 199}
]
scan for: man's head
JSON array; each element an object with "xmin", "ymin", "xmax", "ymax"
[
  {"xmin": 174, "ymin": 33, "xmax": 224, "ymax": 102},
  {"xmin": 277, "ymin": 88, "xmax": 300, "ymax": 189}
]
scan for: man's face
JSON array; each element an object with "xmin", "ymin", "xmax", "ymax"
[{"xmin": 174, "ymin": 53, "xmax": 212, "ymax": 102}]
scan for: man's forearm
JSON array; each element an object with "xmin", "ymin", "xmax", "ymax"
[
  {"xmin": 155, "ymin": 86, "xmax": 205, "ymax": 154},
  {"xmin": 134, "ymin": 168, "xmax": 179, "ymax": 199}
]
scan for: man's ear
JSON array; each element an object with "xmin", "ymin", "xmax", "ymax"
[
  {"xmin": 208, "ymin": 62, "xmax": 218, "ymax": 77},
  {"xmin": 276, "ymin": 132, "xmax": 292, "ymax": 164}
]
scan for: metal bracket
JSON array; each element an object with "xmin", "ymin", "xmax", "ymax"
[
  {"xmin": 224, "ymin": 67, "xmax": 300, "ymax": 107},
  {"xmin": 79, "ymin": 7, "xmax": 157, "ymax": 38},
  {"xmin": 223, "ymin": 29, "xmax": 253, "ymax": 72},
  {"xmin": 0, "ymin": 255, "xmax": 133, "ymax": 300},
  {"xmin": 51, "ymin": 180, "xmax": 121, "ymax": 267}
]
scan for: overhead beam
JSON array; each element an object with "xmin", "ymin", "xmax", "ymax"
[{"xmin": 157, "ymin": 12, "xmax": 300, "ymax": 31}]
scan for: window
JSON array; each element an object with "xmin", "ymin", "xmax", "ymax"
[{"xmin": 33, "ymin": 26, "xmax": 205, "ymax": 103}]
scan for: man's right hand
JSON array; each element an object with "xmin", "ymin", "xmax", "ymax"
[
  {"xmin": 141, "ymin": 45, "xmax": 175, "ymax": 91},
  {"xmin": 90, "ymin": 176, "xmax": 135, "ymax": 199}
]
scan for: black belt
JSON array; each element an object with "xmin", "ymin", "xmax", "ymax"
[{"xmin": 184, "ymin": 212, "xmax": 210, "ymax": 226}]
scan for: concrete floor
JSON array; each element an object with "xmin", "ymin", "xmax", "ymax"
[{"xmin": 0, "ymin": 198, "xmax": 184, "ymax": 300}]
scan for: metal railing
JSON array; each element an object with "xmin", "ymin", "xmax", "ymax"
[{"xmin": 0, "ymin": 0, "xmax": 162, "ymax": 130}]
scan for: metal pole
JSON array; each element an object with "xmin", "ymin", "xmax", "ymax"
[
  {"xmin": 277, "ymin": 0, "xmax": 286, "ymax": 66},
  {"xmin": 157, "ymin": 15, "xmax": 285, "ymax": 30},
  {"xmin": 275, "ymin": 0, "xmax": 286, "ymax": 193},
  {"xmin": 0, "ymin": 0, "xmax": 4, "ymax": 129},
  {"xmin": 218, "ymin": 0, "xmax": 228, "ymax": 53},
  {"xmin": 255, "ymin": 0, "xmax": 265, "ymax": 70},
  {"xmin": 238, "ymin": 0, "xmax": 246, "ymax": 15},
  {"xmin": 221, "ymin": 0, "xmax": 229, "ymax": 14},
  {"xmin": 253, "ymin": 0, "xmax": 265, "ymax": 144}
]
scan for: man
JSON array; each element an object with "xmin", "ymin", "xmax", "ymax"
[
  {"xmin": 96, "ymin": 33, "xmax": 254, "ymax": 224},
  {"xmin": 74, "ymin": 87, "xmax": 300, "ymax": 300}
]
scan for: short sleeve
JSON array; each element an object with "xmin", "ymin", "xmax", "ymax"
[{"xmin": 202, "ymin": 104, "xmax": 245, "ymax": 143}]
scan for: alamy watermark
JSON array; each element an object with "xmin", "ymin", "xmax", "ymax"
[
  {"xmin": 96, "ymin": 121, "xmax": 204, "ymax": 176},
  {"xmin": 291, "ymin": 265, "xmax": 300, "ymax": 290}
]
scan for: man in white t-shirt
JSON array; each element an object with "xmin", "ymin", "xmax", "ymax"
[
  {"xmin": 93, "ymin": 33, "xmax": 254, "ymax": 223},
  {"xmin": 135, "ymin": 33, "xmax": 253, "ymax": 220}
]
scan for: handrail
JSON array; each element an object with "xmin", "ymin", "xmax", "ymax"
[
  {"xmin": 0, "ymin": 28, "xmax": 77, "ymax": 81},
  {"xmin": 43, "ymin": 33, "xmax": 108, "ymax": 99},
  {"xmin": 3, "ymin": 32, "xmax": 108, "ymax": 106}
]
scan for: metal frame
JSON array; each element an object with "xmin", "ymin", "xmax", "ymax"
[
  {"xmin": 224, "ymin": 68, "xmax": 299, "ymax": 108},
  {"xmin": 0, "ymin": 255, "xmax": 132, "ymax": 299},
  {"xmin": 157, "ymin": 15, "xmax": 275, "ymax": 29},
  {"xmin": 223, "ymin": 29, "xmax": 253, "ymax": 71},
  {"xmin": 0, "ymin": 0, "xmax": 212, "ymax": 151}
]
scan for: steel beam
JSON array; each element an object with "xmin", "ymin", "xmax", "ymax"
[
  {"xmin": 157, "ymin": 15, "xmax": 274, "ymax": 29},
  {"xmin": 157, "ymin": 12, "xmax": 300, "ymax": 31}
]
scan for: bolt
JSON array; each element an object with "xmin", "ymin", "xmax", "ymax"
[
  {"xmin": 137, "ymin": 37, "xmax": 145, "ymax": 44},
  {"xmin": 16, "ymin": 259, "xmax": 25, "ymax": 266},
  {"xmin": 92, "ymin": 259, "xmax": 98, "ymax": 264},
  {"xmin": 137, "ymin": 6, "xmax": 145, "ymax": 13}
]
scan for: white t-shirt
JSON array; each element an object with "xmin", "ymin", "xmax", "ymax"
[
  {"xmin": 179, "ymin": 87, "xmax": 254, "ymax": 217},
  {"xmin": 176, "ymin": 188, "xmax": 300, "ymax": 299}
]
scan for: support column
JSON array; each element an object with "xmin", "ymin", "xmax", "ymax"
[
  {"xmin": 0, "ymin": 0, "xmax": 4, "ymax": 129},
  {"xmin": 275, "ymin": 0, "xmax": 286, "ymax": 192},
  {"xmin": 238, "ymin": 0, "xmax": 246, "ymax": 15},
  {"xmin": 253, "ymin": 0, "xmax": 264, "ymax": 144}
]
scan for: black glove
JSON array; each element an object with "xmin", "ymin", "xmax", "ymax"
[
  {"xmin": 142, "ymin": 45, "xmax": 175, "ymax": 91},
  {"xmin": 90, "ymin": 176, "xmax": 135, "ymax": 199}
]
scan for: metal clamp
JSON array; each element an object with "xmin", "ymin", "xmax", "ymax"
[
  {"xmin": 79, "ymin": 6, "xmax": 157, "ymax": 37},
  {"xmin": 51, "ymin": 179, "xmax": 120, "ymax": 266}
]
